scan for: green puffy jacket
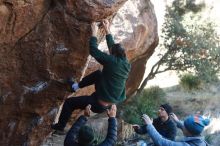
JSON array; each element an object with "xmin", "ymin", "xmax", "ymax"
[{"xmin": 89, "ymin": 34, "xmax": 131, "ymax": 103}]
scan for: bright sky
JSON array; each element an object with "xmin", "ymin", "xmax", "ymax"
[{"xmin": 144, "ymin": 0, "xmax": 220, "ymax": 88}]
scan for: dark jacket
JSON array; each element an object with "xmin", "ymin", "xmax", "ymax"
[
  {"xmin": 64, "ymin": 116, "xmax": 117, "ymax": 146},
  {"xmin": 89, "ymin": 34, "xmax": 131, "ymax": 103},
  {"xmin": 135, "ymin": 117, "xmax": 177, "ymax": 141}
]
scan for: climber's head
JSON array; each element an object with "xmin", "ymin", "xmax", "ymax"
[{"xmin": 110, "ymin": 43, "xmax": 126, "ymax": 58}]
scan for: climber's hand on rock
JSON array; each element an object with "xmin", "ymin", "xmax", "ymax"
[{"xmin": 102, "ymin": 19, "xmax": 110, "ymax": 34}]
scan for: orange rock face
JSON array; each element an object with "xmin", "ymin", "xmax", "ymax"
[{"xmin": 0, "ymin": 0, "xmax": 158, "ymax": 145}]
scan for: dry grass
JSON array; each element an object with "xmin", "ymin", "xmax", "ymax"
[
  {"xmin": 164, "ymin": 82, "xmax": 220, "ymax": 145},
  {"xmin": 165, "ymin": 83, "xmax": 220, "ymax": 117}
]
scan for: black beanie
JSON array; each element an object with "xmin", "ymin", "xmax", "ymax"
[
  {"xmin": 78, "ymin": 125, "xmax": 94, "ymax": 145},
  {"xmin": 160, "ymin": 103, "xmax": 173, "ymax": 115}
]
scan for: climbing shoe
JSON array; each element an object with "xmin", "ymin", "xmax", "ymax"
[
  {"xmin": 66, "ymin": 77, "xmax": 76, "ymax": 93},
  {"xmin": 52, "ymin": 130, "xmax": 66, "ymax": 135},
  {"xmin": 51, "ymin": 124, "xmax": 66, "ymax": 135},
  {"xmin": 50, "ymin": 78, "xmax": 76, "ymax": 93},
  {"xmin": 51, "ymin": 123, "xmax": 64, "ymax": 131}
]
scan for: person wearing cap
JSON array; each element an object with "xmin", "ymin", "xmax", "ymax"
[
  {"xmin": 141, "ymin": 113, "xmax": 210, "ymax": 146},
  {"xmin": 52, "ymin": 20, "xmax": 131, "ymax": 132},
  {"xmin": 133, "ymin": 104, "xmax": 177, "ymax": 141},
  {"xmin": 64, "ymin": 104, "xmax": 117, "ymax": 146}
]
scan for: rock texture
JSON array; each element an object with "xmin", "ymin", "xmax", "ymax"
[{"xmin": 0, "ymin": 0, "xmax": 158, "ymax": 145}]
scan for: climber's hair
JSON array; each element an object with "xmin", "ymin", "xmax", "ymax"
[{"xmin": 111, "ymin": 43, "xmax": 126, "ymax": 58}]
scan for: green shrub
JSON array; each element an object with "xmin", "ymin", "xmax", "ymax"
[
  {"xmin": 122, "ymin": 86, "xmax": 166, "ymax": 125},
  {"xmin": 180, "ymin": 74, "xmax": 201, "ymax": 91}
]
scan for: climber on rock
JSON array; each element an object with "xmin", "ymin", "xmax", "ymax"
[
  {"xmin": 51, "ymin": 20, "xmax": 131, "ymax": 132},
  {"xmin": 64, "ymin": 104, "xmax": 117, "ymax": 146}
]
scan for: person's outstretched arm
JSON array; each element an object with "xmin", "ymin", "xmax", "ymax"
[
  {"xmin": 64, "ymin": 105, "xmax": 91, "ymax": 146},
  {"xmin": 102, "ymin": 20, "xmax": 115, "ymax": 51},
  {"xmin": 98, "ymin": 105, "xmax": 117, "ymax": 146},
  {"xmin": 142, "ymin": 114, "xmax": 185, "ymax": 146},
  {"xmin": 146, "ymin": 124, "xmax": 186, "ymax": 146},
  {"xmin": 90, "ymin": 22, "xmax": 114, "ymax": 65},
  {"xmin": 106, "ymin": 34, "xmax": 115, "ymax": 52}
]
